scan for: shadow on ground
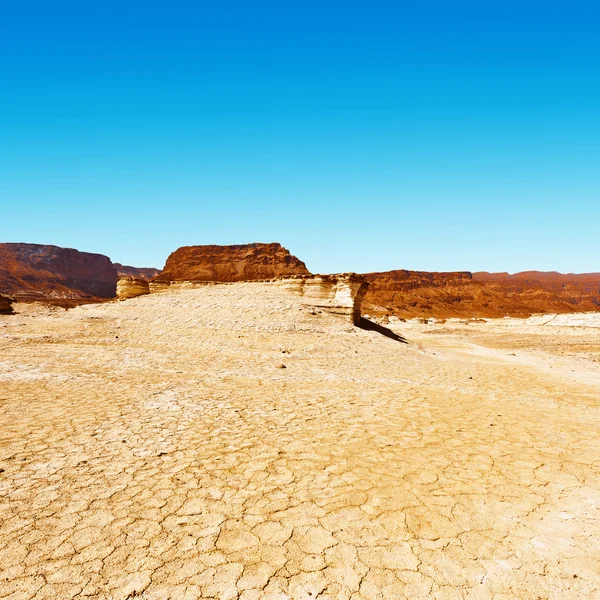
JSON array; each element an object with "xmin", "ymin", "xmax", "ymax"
[{"xmin": 357, "ymin": 317, "xmax": 408, "ymax": 343}]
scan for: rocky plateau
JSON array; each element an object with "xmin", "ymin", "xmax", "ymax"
[
  {"xmin": 363, "ymin": 269, "xmax": 600, "ymax": 319},
  {"xmin": 152, "ymin": 243, "xmax": 310, "ymax": 284}
]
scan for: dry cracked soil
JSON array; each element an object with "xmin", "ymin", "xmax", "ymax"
[{"xmin": 1, "ymin": 283, "xmax": 599, "ymax": 599}]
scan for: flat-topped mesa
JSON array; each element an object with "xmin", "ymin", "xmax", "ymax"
[
  {"xmin": 152, "ymin": 242, "xmax": 310, "ymax": 284},
  {"xmin": 278, "ymin": 273, "xmax": 369, "ymax": 325},
  {"xmin": 362, "ymin": 269, "xmax": 600, "ymax": 318},
  {"xmin": 116, "ymin": 277, "xmax": 150, "ymax": 300},
  {"xmin": 0, "ymin": 293, "xmax": 14, "ymax": 315}
]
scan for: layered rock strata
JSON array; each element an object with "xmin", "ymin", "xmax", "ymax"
[
  {"xmin": 279, "ymin": 274, "xmax": 369, "ymax": 325},
  {"xmin": 152, "ymin": 243, "xmax": 310, "ymax": 283},
  {"xmin": 0, "ymin": 243, "xmax": 117, "ymax": 299},
  {"xmin": 146, "ymin": 274, "xmax": 369, "ymax": 325},
  {"xmin": 363, "ymin": 269, "xmax": 600, "ymax": 319},
  {"xmin": 116, "ymin": 277, "xmax": 150, "ymax": 300}
]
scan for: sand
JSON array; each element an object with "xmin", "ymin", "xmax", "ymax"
[{"xmin": 1, "ymin": 283, "xmax": 599, "ymax": 599}]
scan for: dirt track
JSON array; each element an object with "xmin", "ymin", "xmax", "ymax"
[{"xmin": 1, "ymin": 284, "xmax": 599, "ymax": 599}]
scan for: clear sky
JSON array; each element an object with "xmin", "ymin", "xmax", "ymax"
[{"xmin": 1, "ymin": 1, "xmax": 599, "ymax": 273}]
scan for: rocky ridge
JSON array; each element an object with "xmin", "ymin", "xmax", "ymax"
[
  {"xmin": 363, "ymin": 269, "xmax": 600, "ymax": 318},
  {"xmin": 114, "ymin": 263, "xmax": 160, "ymax": 280},
  {"xmin": 0, "ymin": 243, "xmax": 118, "ymax": 300},
  {"xmin": 1, "ymin": 241, "xmax": 598, "ymax": 319}
]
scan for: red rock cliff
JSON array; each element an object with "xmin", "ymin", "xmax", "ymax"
[
  {"xmin": 0, "ymin": 243, "xmax": 118, "ymax": 300},
  {"xmin": 153, "ymin": 243, "xmax": 310, "ymax": 283},
  {"xmin": 362, "ymin": 269, "xmax": 600, "ymax": 318}
]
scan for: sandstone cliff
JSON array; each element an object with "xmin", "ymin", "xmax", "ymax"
[
  {"xmin": 114, "ymin": 264, "xmax": 160, "ymax": 280},
  {"xmin": 363, "ymin": 270, "xmax": 600, "ymax": 319},
  {"xmin": 153, "ymin": 243, "xmax": 310, "ymax": 283},
  {"xmin": 0, "ymin": 243, "xmax": 117, "ymax": 300}
]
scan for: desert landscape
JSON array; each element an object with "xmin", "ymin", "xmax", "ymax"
[
  {"xmin": 1, "ymin": 242, "xmax": 599, "ymax": 599},
  {"xmin": 4, "ymin": 3, "xmax": 598, "ymax": 597}
]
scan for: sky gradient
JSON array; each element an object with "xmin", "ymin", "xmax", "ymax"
[{"xmin": 1, "ymin": 1, "xmax": 599, "ymax": 273}]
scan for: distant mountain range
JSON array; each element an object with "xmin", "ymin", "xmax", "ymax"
[
  {"xmin": 1, "ymin": 242, "xmax": 598, "ymax": 317},
  {"xmin": 362, "ymin": 269, "xmax": 600, "ymax": 318},
  {"xmin": 0, "ymin": 243, "xmax": 158, "ymax": 306}
]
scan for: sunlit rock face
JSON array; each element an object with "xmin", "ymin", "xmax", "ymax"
[
  {"xmin": 116, "ymin": 277, "xmax": 150, "ymax": 300},
  {"xmin": 114, "ymin": 264, "xmax": 160, "ymax": 280},
  {"xmin": 0, "ymin": 243, "xmax": 117, "ymax": 300},
  {"xmin": 362, "ymin": 269, "xmax": 600, "ymax": 319},
  {"xmin": 152, "ymin": 242, "xmax": 310, "ymax": 284},
  {"xmin": 146, "ymin": 273, "xmax": 369, "ymax": 325},
  {"xmin": 278, "ymin": 273, "xmax": 369, "ymax": 325}
]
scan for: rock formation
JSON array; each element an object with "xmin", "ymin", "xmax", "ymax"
[
  {"xmin": 363, "ymin": 269, "xmax": 600, "ymax": 319},
  {"xmin": 0, "ymin": 293, "xmax": 14, "ymax": 315},
  {"xmin": 116, "ymin": 277, "xmax": 151, "ymax": 300},
  {"xmin": 279, "ymin": 274, "xmax": 369, "ymax": 325},
  {"xmin": 0, "ymin": 243, "xmax": 117, "ymax": 300},
  {"xmin": 152, "ymin": 243, "xmax": 310, "ymax": 284},
  {"xmin": 114, "ymin": 264, "xmax": 160, "ymax": 280}
]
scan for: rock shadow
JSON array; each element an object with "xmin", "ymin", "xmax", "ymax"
[{"xmin": 357, "ymin": 317, "xmax": 408, "ymax": 343}]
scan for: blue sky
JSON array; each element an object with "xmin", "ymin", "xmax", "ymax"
[{"xmin": 1, "ymin": 1, "xmax": 599, "ymax": 273}]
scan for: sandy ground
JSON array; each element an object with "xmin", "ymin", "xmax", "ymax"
[{"xmin": 1, "ymin": 283, "xmax": 599, "ymax": 600}]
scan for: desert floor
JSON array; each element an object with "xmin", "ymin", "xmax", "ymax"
[{"xmin": 1, "ymin": 284, "xmax": 599, "ymax": 600}]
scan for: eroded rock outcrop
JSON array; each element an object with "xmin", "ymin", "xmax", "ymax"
[
  {"xmin": 363, "ymin": 269, "xmax": 600, "ymax": 318},
  {"xmin": 279, "ymin": 273, "xmax": 369, "ymax": 324},
  {"xmin": 116, "ymin": 277, "xmax": 150, "ymax": 300},
  {"xmin": 0, "ymin": 243, "xmax": 117, "ymax": 300},
  {"xmin": 0, "ymin": 293, "xmax": 14, "ymax": 315},
  {"xmin": 114, "ymin": 264, "xmax": 160, "ymax": 280},
  {"xmin": 152, "ymin": 243, "xmax": 310, "ymax": 284}
]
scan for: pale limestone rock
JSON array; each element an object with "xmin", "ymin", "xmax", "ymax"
[
  {"xmin": 277, "ymin": 273, "xmax": 369, "ymax": 325},
  {"xmin": 116, "ymin": 277, "xmax": 150, "ymax": 300},
  {"xmin": 147, "ymin": 273, "xmax": 369, "ymax": 325}
]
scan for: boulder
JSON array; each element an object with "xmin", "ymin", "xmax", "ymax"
[{"xmin": 116, "ymin": 277, "xmax": 151, "ymax": 300}]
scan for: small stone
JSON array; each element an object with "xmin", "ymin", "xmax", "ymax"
[{"xmin": 276, "ymin": 364, "xmax": 287, "ymax": 369}]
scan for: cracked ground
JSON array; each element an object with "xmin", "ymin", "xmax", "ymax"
[{"xmin": 1, "ymin": 283, "xmax": 600, "ymax": 599}]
